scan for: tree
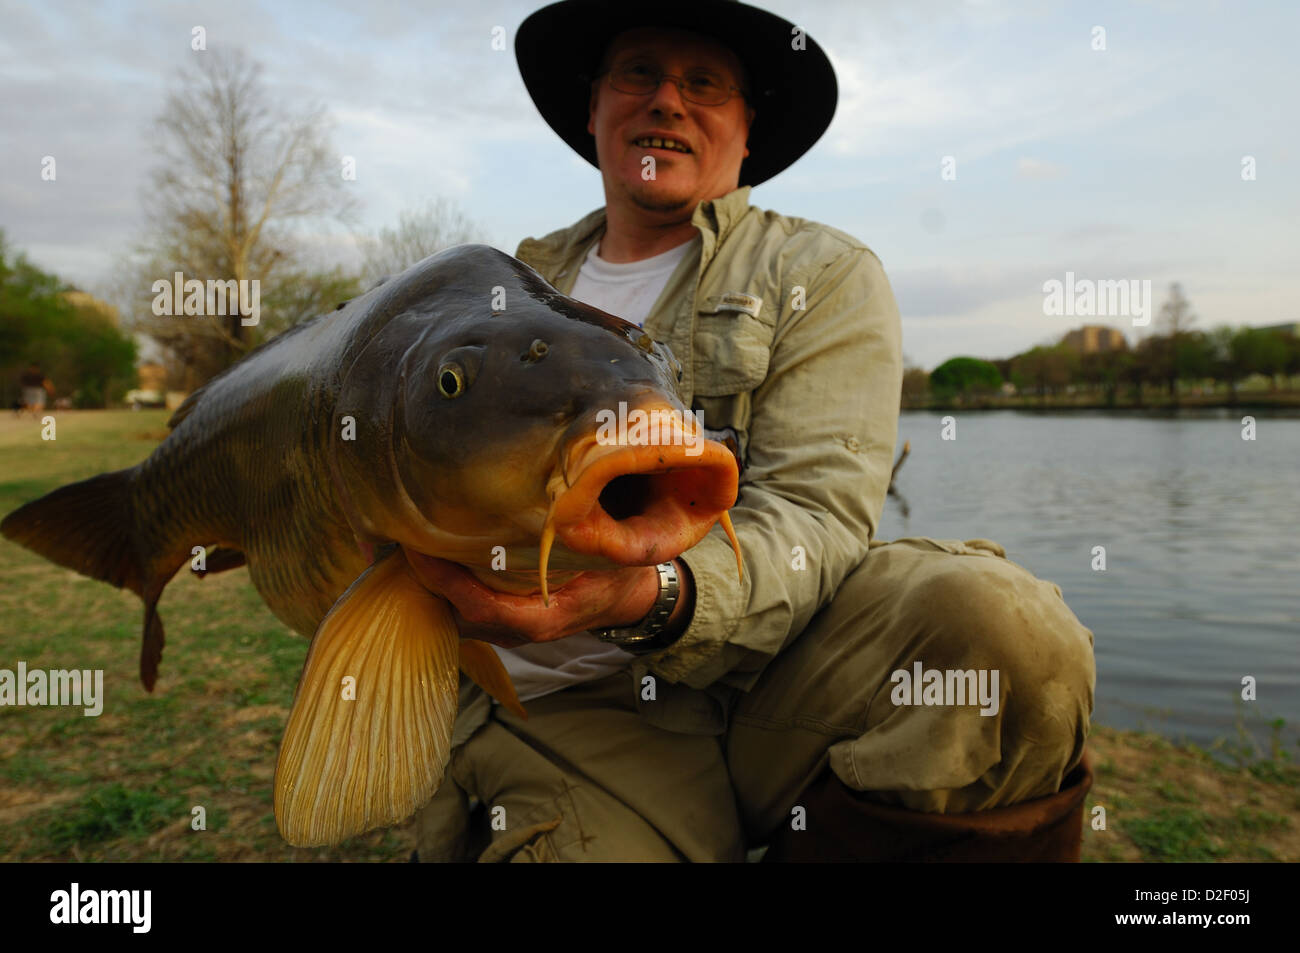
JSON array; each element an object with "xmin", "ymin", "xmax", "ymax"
[
  {"xmin": 55, "ymin": 295, "xmax": 138, "ymax": 407},
  {"xmin": 1130, "ymin": 336, "xmax": 1166, "ymax": 405},
  {"xmin": 0, "ymin": 233, "xmax": 136, "ymax": 408},
  {"xmin": 1079, "ymin": 350, "xmax": 1120, "ymax": 405},
  {"xmin": 256, "ymin": 266, "xmax": 363, "ymax": 339},
  {"xmin": 1175, "ymin": 330, "xmax": 1213, "ymax": 393},
  {"xmin": 900, "ymin": 358, "xmax": 929, "ymax": 406},
  {"xmin": 1155, "ymin": 283, "xmax": 1197, "ymax": 400},
  {"xmin": 1009, "ymin": 345, "xmax": 1073, "ymax": 403},
  {"xmin": 929, "ymin": 356, "xmax": 1002, "ymax": 402},
  {"xmin": 0, "ymin": 230, "xmax": 67, "ymax": 370},
  {"xmin": 1232, "ymin": 327, "xmax": 1291, "ymax": 390},
  {"xmin": 132, "ymin": 49, "xmax": 357, "ymax": 390},
  {"xmin": 357, "ymin": 197, "xmax": 485, "ymax": 290},
  {"xmin": 1284, "ymin": 332, "xmax": 1300, "ymax": 387},
  {"xmin": 1207, "ymin": 325, "xmax": 1244, "ymax": 401}
]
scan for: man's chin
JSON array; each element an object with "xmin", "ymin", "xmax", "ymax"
[
  {"xmin": 624, "ymin": 181, "xmax": 695, "ymax": 214},
  {"xmin": 633, "ymin": 194, "xmax": 692, "ymax": 213}
]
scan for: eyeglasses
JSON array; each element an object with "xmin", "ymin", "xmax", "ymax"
[{"xmin": 599, "ymin": 62, "xmax": 748, "ymax": 107}]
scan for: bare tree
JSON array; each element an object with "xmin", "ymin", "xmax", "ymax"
[
  {"xmin": 1156, "ymin": 282, "xmax": 1197, "ymax": 400},
  {"xmin": 131, "ymin": 48, "xmax": 357, "ymax": 388},
  {"xmin": 358, "ymin": 197, "xmax": 485, "ymax": 290}
]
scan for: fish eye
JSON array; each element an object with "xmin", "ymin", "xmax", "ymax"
[{"xmin": 437, "ymin": 364, "xmax": 466, "ymax": 398}]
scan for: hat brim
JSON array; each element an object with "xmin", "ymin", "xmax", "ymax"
[{"xmin": 515, "ymin": 0, "xmax": 837, "ymax": 188}]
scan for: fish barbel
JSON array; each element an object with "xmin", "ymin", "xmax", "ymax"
[{"xmin": 1, "ymin": 244, "xmax": 743, "ymax": 847}]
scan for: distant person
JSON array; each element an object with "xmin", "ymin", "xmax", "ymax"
[{"xmin": 19, "ymin": 363, "xmax": 54, "ymax": 417}]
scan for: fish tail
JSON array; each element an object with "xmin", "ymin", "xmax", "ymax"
[
  {"xmin": 1, "ymin": 466, "xmax": 173, "ymax": 691},
  {"xmin": 2, "ymin": 467, "xmax": 144, "ymax": 592}
]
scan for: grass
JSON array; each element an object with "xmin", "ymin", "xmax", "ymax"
[
  {"xmin": 0, "ymin": 410, "xmax": 415, "ymax": 862},
  {"xmin": 1082, "ymin": 724, "xmax": 1298, "ymax": 862},
  {"xmin": 1, "ymin": 410, "xmax": 1296, "ymax": 862}
]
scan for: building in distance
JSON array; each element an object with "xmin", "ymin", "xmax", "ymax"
[{"xmin": 1061, "ymin": 324, "xmax": 1129, "ymax": 355}]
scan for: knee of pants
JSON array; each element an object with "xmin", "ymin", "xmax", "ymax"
[{"xmin": 901, "ymin": 555, "xmax": 1096, "ymax": 758}]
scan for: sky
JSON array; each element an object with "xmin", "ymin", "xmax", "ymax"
[{"xmin": 1, "ymin": 0, "xmax": 1296, "ymax": 370}]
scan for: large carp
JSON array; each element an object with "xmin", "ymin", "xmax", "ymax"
[{"xmin": 1, "ymin": 244, "xmax": 742, "ymax": 847}]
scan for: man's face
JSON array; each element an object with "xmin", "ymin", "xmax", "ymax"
[{"xmin": 587, "ymin": 27, "xmax": 755, "ymax": 216}]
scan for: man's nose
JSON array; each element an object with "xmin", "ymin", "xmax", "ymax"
[{"xmin": 645, "ymin": 76, "xmax": 688, "ymax": 115}]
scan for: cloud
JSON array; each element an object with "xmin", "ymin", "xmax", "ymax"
[{"xmin": 890, "ymin": 255, "xmax": 1183, "ymax": 320}]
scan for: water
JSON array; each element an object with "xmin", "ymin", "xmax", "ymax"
[{"xmin": 881, "ymin": 409, "xmax": 1300, "ymax": 754}]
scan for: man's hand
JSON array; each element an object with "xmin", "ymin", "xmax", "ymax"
[{"xmin": 402, "ymin": 550, "xmax": 663, "ymax": 649}]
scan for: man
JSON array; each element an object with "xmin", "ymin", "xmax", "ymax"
[{"xmin": 409, "ymin": 0, "xmax": 1095, "ymax": 862}]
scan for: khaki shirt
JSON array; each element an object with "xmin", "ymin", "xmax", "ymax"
[{"xmin": 516, "ymin": 185, "xmax": 902, "ymax": 730}]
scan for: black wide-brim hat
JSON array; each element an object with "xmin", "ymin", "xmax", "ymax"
[{"xmin": 515, "ymin": 0, "xmax": 838, "ymax": 187}]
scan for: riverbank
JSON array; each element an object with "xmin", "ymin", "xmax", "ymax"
[
  {"xmin": 903, "ymin": 390, "xmax": 1300, "ymax": 412},
  {"xmin": 1082, "ymin": 723, "xmax": 1297, "ymax": 861}
]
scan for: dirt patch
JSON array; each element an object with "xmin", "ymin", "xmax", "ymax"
[{"xmin": 0, "ymin": 788, "xmax": 76, "ymax": 826}]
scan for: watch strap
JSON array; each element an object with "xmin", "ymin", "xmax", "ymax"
[{"xmin": 593, "ymin": 562, "xmax": 681, "ymax": 656}]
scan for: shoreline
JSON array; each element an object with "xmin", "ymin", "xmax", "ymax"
[
  {"xmin": 1082, "ymin": 723, "xmax": 1298, "ymax": 862},
  {"xmin": 903, "ymin": 391, "xmax": 1300, "ymax": 412}
]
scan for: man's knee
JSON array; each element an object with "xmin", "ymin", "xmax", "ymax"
[{"xmin": 894, "ymin": 553, "xmax": 1095, "ymax": 801}]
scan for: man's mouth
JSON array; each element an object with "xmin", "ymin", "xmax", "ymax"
[{"xmin": 634, "ymin": 136, "xmax": 692, "ymax": 154}]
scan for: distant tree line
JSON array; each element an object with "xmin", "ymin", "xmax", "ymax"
[
  {"xmin": 0, "ymin": 232, "xmax": 136, "ymax": 409},
  {"xmin": 906, "ymin": 285, "xmax": 1299, "ymax": 407}
]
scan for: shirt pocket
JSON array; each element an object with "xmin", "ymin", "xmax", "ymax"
[{"xmin": 691, "ymin": 292, "xmax": 775, "ymax": 397}]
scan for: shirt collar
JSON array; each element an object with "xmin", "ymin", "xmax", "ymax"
[{"xmin": 526, "ymin": 185, "xmax": 753, "ymax": 270}]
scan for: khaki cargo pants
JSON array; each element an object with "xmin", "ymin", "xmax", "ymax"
[{"xmin": 414, "ymin": 536, "xmax": 1096, "ymax": 862}]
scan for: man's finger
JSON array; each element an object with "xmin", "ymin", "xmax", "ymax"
[
  {"xmin": 403, "ymin": 549, "xmax": 485, "ymax": 597},
  {"xmin": 403, "ymin": 549, "xmax": 558, "ymax": 623}
]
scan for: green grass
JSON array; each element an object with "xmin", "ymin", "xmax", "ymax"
[
  {"xmin": 1124, "ymin": 808, "xmax": 1228, "ymax": 861},
  {"xmin": 0, "ymin": 410, "xmax": 415, "ymax": 861},
  {"xmin": 1083, "ymin": 722, "xmax": 1299, "ymax": 862},
  {"xmin": 42, "ymin": 784, "xmax": 186, "ymax": 849}
]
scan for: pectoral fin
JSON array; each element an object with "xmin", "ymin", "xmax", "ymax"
[
  {"xmin": 458, "ymin": 639, "xmax": 528, "ymax": 719},
  {"xmin": 274, "ymin": 549, "xmax": 460, "ymax": 847}
]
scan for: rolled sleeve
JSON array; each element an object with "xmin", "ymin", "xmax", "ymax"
[{"xmin": 649, "ymin": 246, "xmax": 903, "ymax": 690}]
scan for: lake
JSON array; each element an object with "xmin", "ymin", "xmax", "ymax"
[{"xmin": 882, "ymin": 408, "xmax": 1300, "ymax": 755}]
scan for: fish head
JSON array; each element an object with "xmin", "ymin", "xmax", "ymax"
[{"xmin": 332, "ymin": 244, "xmax": 741, "ymax": 592}]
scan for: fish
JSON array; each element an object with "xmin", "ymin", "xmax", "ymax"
[{"xmin": 1, "ymin": 244, "xmax": 743, "ymax": 847}]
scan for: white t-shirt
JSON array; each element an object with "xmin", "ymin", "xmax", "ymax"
[{"xmin": 492, "ymin": 235, "xmax": 700, "ymax": 702}]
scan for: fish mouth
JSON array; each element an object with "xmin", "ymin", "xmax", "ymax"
[{"xmin": 537, "ymin": 408, "xmax": 742, "ymax": 603}]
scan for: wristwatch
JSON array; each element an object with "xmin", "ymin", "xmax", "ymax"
[{"xmin": 593, "ymin": 561, "xmax": 681, "ymax": 656}]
